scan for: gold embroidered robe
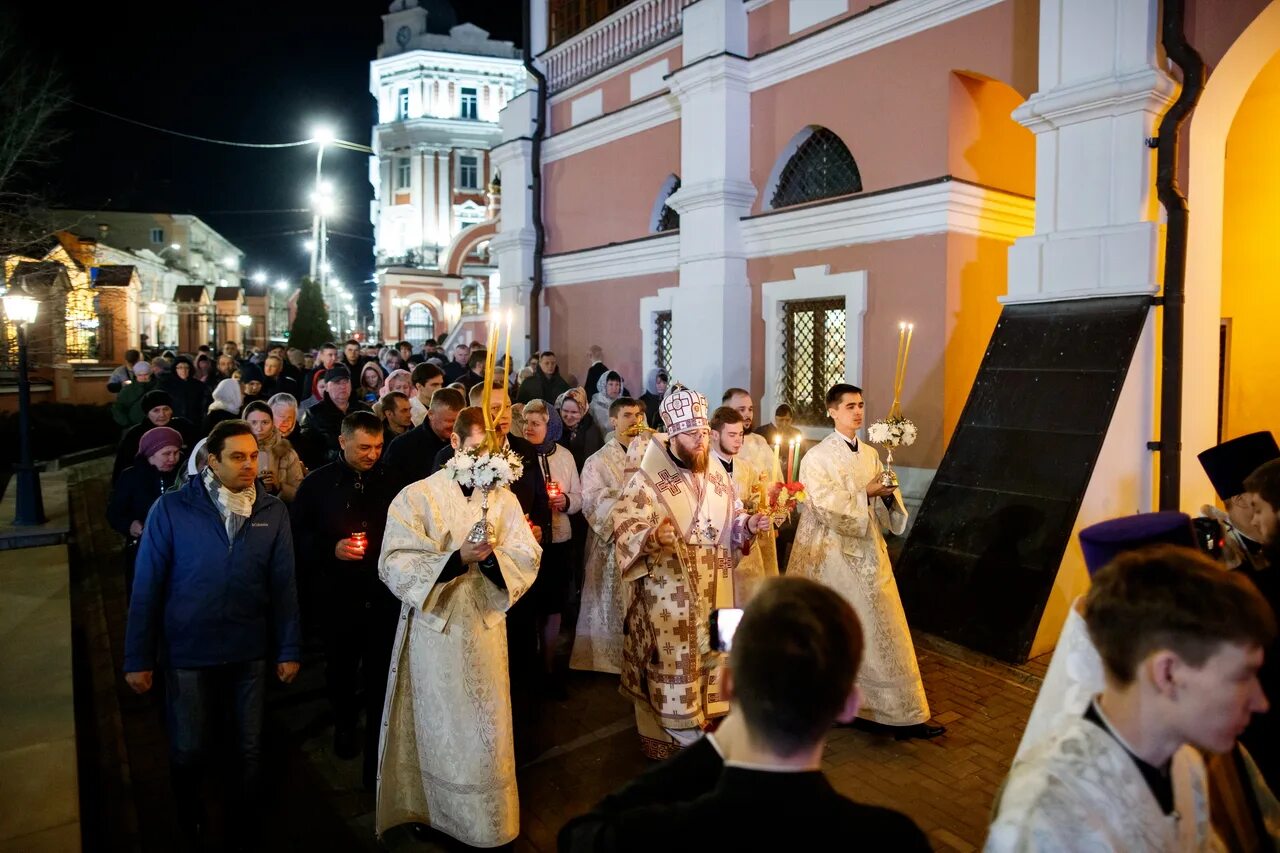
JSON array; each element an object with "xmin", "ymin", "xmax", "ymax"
[
  {"xmin": 722, "ymin": 452, "xmax": 774, "ymax": 606},
  {"xmin": 738, "ymin": 433, "xmax": 781, "ymax": 583},
  {"xmin": 614, "ymin": 436, "xmax": 746, "ymax": 734},
  {"xmin": 786, "ymin": 431, "xmax": 929, "ymax": 725},
  {"xmin": 569, "ymin": 439, "xmax": 628, "ymax": 673},
  {"xmin": 987, "ymin": 717, "xmax": 1221, "ymax": 852},
  {"xmin": 375, "ymin": 471, "xmax": 541, "ymax": 847}
]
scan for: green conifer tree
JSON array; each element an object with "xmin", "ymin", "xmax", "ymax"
[{"xmin": 289, "ymin": 276, "xmax": 332, "ymax": 350}]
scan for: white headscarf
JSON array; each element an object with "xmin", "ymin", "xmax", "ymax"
[{"xmin": 208, "ymin": 378, "xmax": 243, "ymax": 414}]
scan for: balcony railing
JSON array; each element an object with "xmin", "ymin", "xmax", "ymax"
[{"xmin": 543, "ymin": 0, "xmax": 695, "ymax": 94}]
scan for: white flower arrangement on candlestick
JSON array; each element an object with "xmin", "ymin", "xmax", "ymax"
[
  {"xmin": 867, "ymin": 321, "xmax": 918, "ymax": 488},
  {"xmin": 444, "ymin": 446, "xmax": 524, "ymax": 491}
]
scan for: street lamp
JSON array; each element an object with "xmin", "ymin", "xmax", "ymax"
[
  {"xmin": 3, "ymin": 293, "xmax": 45, "ymax": 525},
  {"xmin": 274, "ymin": 278, "xmax": 289, "ymax": 292},
  {"xmin": 251, "ymin": 270, "xmax": 268, "ymax": 285},
  {"xmin": 237, "ymin": 313, "xmax": 253, "ymax": 328}
]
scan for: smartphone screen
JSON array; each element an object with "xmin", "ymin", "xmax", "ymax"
[{"xmin": 710, "ymin": 608, "xmax": 744, "ymax": 652}]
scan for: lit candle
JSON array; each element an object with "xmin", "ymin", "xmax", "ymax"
[
  {"xmin": 788, "ymin": 438, "xmax": 799, "ymax": 483},
  {"xmin": 773, "ymin": 435, "xmax": 782, "ymax": 479}
]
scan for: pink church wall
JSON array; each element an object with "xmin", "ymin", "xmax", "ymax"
[
  {"xmin": 542, "ymin": 120, "xmax": 681, "ymax": 255},
  {"xmin": 746, "ymin": 0, "xmax": 882, "ymax": 57},
  {"xmin": 549, "ymin": 45, "xmax": 683, "ymax": 136},
  {"xmin": 544, "ymin": 272, "xmax": 676, "ymax": 394}
]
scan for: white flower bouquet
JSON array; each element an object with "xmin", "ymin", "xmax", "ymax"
[
  {"xmin": 866, "ymin": 416, "xmax": 918, "ymax": 448},
  {"xmin": 445, "ymin": 446, "xmax": 524, "ymax": 490}
]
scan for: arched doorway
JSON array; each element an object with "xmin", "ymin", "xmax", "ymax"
[
  {"xmin": 1184, "ymin": 2, "xmax": 1280, "ymax": 505},
  {"xmin": 403, "ymin": 303, "xmax": 436, "ymax": 346}
]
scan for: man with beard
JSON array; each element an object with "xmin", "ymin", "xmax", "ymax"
[{"xmin": 612, "ymin": 384, "xmax": 770, "ymax": 758}]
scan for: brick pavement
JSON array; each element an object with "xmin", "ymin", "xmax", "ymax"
[{"xmin": 68, "ymin": 460, "xmax": 1046, "ymax": 852}]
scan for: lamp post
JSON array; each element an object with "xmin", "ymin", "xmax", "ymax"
[
  {"xmin": 4, "ymin": 294, "xmax": 45, "ymax": 525},
  {"xmin": 237, "ymin": 312, "xmax": 253, "ymax": 348}
]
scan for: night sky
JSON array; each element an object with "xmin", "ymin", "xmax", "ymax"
[{"xmin": 10, "ymin": 0, "xmax": 522, "ymax": 319}]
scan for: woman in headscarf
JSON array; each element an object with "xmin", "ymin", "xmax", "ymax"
[
  {"xmin": 193, "ymin": 353, "xmax": 214, "ymax": 386},
  {"xmin": 107, "ymin": 426, "xmax": 184, "ymax": 597},
  {"xmin": 358, "ymin": 362, "xmax": 385, "ymax": 404},
  {"xmin": 555, "ymin": 386, "xmax": 602, "ymax": 471},
  {"xmin": 202, "ymin": 377, "xmax": 243, "ymax": 436},
  {"xmin": 113, "ymin": 389, "xmax": 199, "ymax": 484},
  {"xmin": 238, "ymin": 360, "xmax": 269, "ymax": 406},
  {"xmin": 588, "ymin": 370, "xmax": 624, "ymax": 444},
  {"xmin": 640, "ymin": 369, "xmax": 668, "ymax": 431},
  {"xmin": 522, "ymin": 400, "xmax": 582, "ymax": 695},
  {"xmin": 162, "ymin": 356, "xmax": 211, "ymax": 423},
  {"xmin": 380, "ymin": 367, "xmax": 412, "ymax": 398},
  {"xmin": 242, "ymin": 400, "xmax": 304, "ymax": 502}
]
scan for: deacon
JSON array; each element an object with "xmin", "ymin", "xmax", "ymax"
[
  {"xmin": 375, "ymin": 406, "xmax": 541, "ymax": 848},
  {"xmin": 710, "ymin": 406, "xmax": 777, "ymax": 604},
  {"xmin": 723, "ymin": 388, "xmax": 783, "ymax": 576},
  {"xmin": 613, "ymin": 384, "xmax": 770, "ymax": 758},
  {"xmin": 1197, "ymin": 431, "xmax": 1279, "ymax": 571},
  {"xmin": 569, "ymin": 396, "xmax": 646, "ymax": 674},
  {"xmin": 787, "ymin": 383, "xmax": 942, "ymax": 738}
]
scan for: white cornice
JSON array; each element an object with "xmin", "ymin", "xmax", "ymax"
[
  {"xmin": 1013, "ymin": 67, "xmax": 1178, "ymax": 132},
  {"xmin": 742, "ymin": 180, "xmax": 1034, "ymax": 253},
  {"xmin": 544, "ymin": 235, "xmax": 680, "ymax": 286},
  {"xmin": 665, "ymin": 53, "xmax": 751, "ymax": 100},
  {"xmin": 543, "ymin": 94, "xmax": 679, "ymax": 163},
  {"xmin": 749, "ymin": 0, "xmax": 1004, "ymax": 91},
  {"xmin": 544, "ymin": 180, "xmax": 1033, "ymax": 286}
]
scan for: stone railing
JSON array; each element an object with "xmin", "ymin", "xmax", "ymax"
[{"xmin": 542, "ymin": 0, "xmax": 695, "ymax": 94}]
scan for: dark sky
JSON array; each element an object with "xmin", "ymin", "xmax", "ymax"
[{"xmin": 10, "ymin": 0, "xmax": 522, "ymax": 315}]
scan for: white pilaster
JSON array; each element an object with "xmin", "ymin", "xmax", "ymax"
[
  {"xmin": 664, "ymin": 0, "xmax": 754, "ymax": 399},
  {"xmin": 491, "ymin": 89, "xmax": 540, "ymax": 364}
]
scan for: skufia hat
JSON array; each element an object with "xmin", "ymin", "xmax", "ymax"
[
  {"xmin": 1197, "ymin": 431, "xmax": 1280, "ymax": 501},
  {"xmin": 1078, "ymin": 511, "xmax": 1196, "ymax": 577}
]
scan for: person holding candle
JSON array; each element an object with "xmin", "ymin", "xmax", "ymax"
[
  {"xmin": 375, "ymin": 406, "xmax": 541, "ymax": 848},
  {"xmin": 723, "ymin": 389, "xmax": 784, "ymax": 578},
  {"xmin": 289, "ymin": 411, "xmax": 399, "ymax": 787},
  {"xmin": 786, "ymin": 383, "xmax": 943, "ymax": 740},
  {"xmin": 522, "ymin": 400, "xmax": 582, "ymax": 695},
  {"xmin": 710, "ymin": 406, "xmax": 778, "ymax": 604},
  {"xmin": 570, "ymin": 396, "xmax": 646, "ymax": 675}
]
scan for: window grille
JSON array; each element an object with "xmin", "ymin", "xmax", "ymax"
[
  {"xmin": 779, "ymin": 297, "xmax": 846, "ymax": 425},
  {"xmin": 396, "ymin": 157, "xmax": 411, "ymax": 190},
  {"xmin": 403, "ymin": 304, "xmax": 435, "ymax": 346},
  {"xmin": 770, "ymin": 128, "xmax": 862, "ymax": 210},
  {"xmin": 460, "ymin": 87, "xmax": 478, "ymax": 120},
  {"xmin": 656, "ymin": 178, "xmax": 680, "ymax": 232},
  {"xmin": 654, "ymin": 310, "xmax": 672, "ymax": 371},
  {"xmin": 65, "ymin": 291, "xmax": 102, "ymax": 360},
  {"xmin": 458, "ymin": 155, "xmax": 479, "ymax": 190}
]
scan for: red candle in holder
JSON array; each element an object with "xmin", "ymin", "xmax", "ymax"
[
  {"xmin": 546, "ymin": 481, "xmax": 562, "ymax": 501},
  {"xmin": 351, "ymin": 531, "xmax": 368, "ymax": 553}
]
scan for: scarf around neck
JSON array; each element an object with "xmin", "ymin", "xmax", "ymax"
[{"xmin": 203, "ymin": 466, "xmax": 255, "ymax": 521}]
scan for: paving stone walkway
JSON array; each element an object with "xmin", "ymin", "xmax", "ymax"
[{"xmin": 68, "ymin": 460, "xmax": 1046, "ymax": 852}]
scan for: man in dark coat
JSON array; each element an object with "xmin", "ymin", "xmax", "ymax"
[
  {"xmin": 583, "ymin": 345, "xmax": 608, "ymax": 403},
  {"xmin": 517, "ymin": 350, "xmax": 572, "ymax": 404},
  {"xmin": 383, "ymin": 386, "xmax": 464, "ymax": 494},
  {"xmin": 108, "ymin": 426, "xmax": 184, "ymax": 596},
  {"xmin": 338, "ymin": 339, "xmax": 366, "ymax": 376},
  {"xmin": 442, "ymin": 342, "xmax": 471, "ymax": 384},
  {"xmin": 297, "ymin": 366, "xmax": 372, "ymax": 470},
  {"xmin": 291, "ymin": 411, "xmax": 398, "ymax": 787}
]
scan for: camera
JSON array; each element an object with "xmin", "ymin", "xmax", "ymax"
[{"xmin": 710, "ymin": 608, "xmax": 744, "ymax": 653}]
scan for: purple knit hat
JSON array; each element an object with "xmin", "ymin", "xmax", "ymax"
[{"xmin": 138, "ymin": 426, "xmax": 183, "ymax": 460}]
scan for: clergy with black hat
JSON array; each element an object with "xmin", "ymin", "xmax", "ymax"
[
  {"xmin": 112, "ymin": 389, "xmax": 199, "ymax": 484},
  {"xmin": 1197, "ymin": 430, "xmax": 1280, "ymax": 571}
]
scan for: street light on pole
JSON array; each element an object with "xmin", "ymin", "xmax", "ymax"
[
  {"xmin": 3, "ymin": 293, "xmax": 45, "ymax": 525},
  {"xmin": 308, "ymin": 124, "xmax": 335, "ymax": 286}
]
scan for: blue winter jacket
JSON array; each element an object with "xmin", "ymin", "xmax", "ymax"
[{"xmin": 124, "ymin": 476, "xmax": 301, "ymax": 672}]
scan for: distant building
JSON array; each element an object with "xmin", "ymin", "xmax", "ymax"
[{"xmin": 370, "ymin": 0, "xmax": 525, "ymax": 347}]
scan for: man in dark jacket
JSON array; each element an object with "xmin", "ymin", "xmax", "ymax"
[
  {"xmin": 123, "ymin": 420, "xmax": 300, "ymax": 844},
  {"xmin": 383, "ymin": 386, "xmax": 464, "ymax": 494},
  {"xmin": 442, "ymin": 342, "xmax": 471, "ymax": 384},
  {"xmin": 559, "ymin": 578, "xmax": 930, "ymax": 852},
  {"xmin": 291, "ymin": 411, "xmax": 399, "ymax": 787},
  {"xmin": 518, "ymin": 350, "xmax": 572, "ymax": 404},
  {"xmin": 297, "ymin": 365, "xmax": 372, "ymax": 469}
]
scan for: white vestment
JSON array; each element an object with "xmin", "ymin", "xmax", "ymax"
[
  {"xmin": 987, "ymin": 716, "xmax": 1221, "ymax": 852},
  {"xmin": 738, "ymin": 433, "xmax": 782, "ymax": 587},
  {"xmin": 786, "ymin": 431, "xmax": 929, "ymax": 725},
  {"xmin": 569, "ymin": 440, "xmax": 628, "ymax": 673},
  {"xmin": 375, "ymin": 471, "xmax": 541, "ymax": 847},
  {"xmin": 1014, "ymin": 597, "xmax": 1102, "ymax": 761},
  {"xmin": 718, "ymin": 451, "xmax": 775, "ymax": 605}
]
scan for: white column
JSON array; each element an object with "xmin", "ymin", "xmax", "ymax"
[
  {"xmin": 491, "ymin": 89, "xmax": 539, "ymax": 363},
  {"xmin": 437, "ymin": 149, "xmax": 452, "ymax": 252},
  {"xmin": 664, "ymin": 0, "xmax": 754, "ymax": 399},
  {"xmin": 1009, "ymin": 0, "xmax": 1176, "ymax": 656}
]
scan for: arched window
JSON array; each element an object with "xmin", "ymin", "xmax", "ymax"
[
  {"xmin": 403, "ymin": 303, "xmax": 435, "ymax": 345},
  {"xmin": 768, "ymin": 127, "xmax": 862, "ymax": 210},
  {"xmin": 652, "ymin": 175, "xmax": 681, "ymax": 232},
  {"xmin": 460, "ymin": 277, "xmax": 486, "ymax": 315}
]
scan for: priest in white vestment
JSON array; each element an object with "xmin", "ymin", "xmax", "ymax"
[
  {"xmin": 710, "ymin": 405, "xmax": 775, "ymax": 605},
  {"xmin": 723, "ymin": 389, "xmax": 783, "ymax": 585},
  {"xmin": 570, "ymin": 398, "xmax": 646, "ymax": 674},
  {"xmin": 987, "ymin": 544, "xmax": 1274, "ymax": 852},
  {"xmin": 375, "ymin": 407, "xmax": 541, "ymax": 848},
  {"xmin": 786, "ymin": 383, "xmax": 938, "ymax": 736}
]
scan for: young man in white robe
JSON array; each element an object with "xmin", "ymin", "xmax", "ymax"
[
  {"xmin": 375, "ymin": 406, "xmax": 542, "ymax": 848},
  {"xmin": 570, "ymin": 397, "xmax": 645, "ymax": 674},
  {"xmin": 710, "ymin": 405, "xmax": 776, "ymax": 605},
  {"xmin": 987, "ymin": 545, "xmax": 1274, "ymax": 852},
  {"xmin": 786, "ymin": 383, "xmax": 943, "ymax": 739},
  {"xmin": 723, "ymin": 388, "xmax": 783, "ymax": 578}
]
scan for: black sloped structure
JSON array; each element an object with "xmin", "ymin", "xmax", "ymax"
[{"xmin": 895, "ymin": 296, "xmax": 1151, "ymax": 663}]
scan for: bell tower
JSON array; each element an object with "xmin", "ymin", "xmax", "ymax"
[{"xmin": 380, "ymin": 0, "xmax": 427, "ymax": 58}]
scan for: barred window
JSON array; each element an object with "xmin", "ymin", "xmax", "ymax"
[
  {"xmin": 770, "ymin": 127, "xmax": 862, "ymax": 210},
  {"xmin": 654, "ymin": 310, "xmax": 672, "ymax": 371},
  {"xmin": 403, "ymin": 303, "xmax": 435, "ymax": 346},
  {"xmin": 779, "ymin": 297, "xmax": 846, "ymax": 425},
  {"xmin": 656, "ymin": 178, "xmax": 680, "ymax": 232}
]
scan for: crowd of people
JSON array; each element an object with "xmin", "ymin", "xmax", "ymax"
[{"xmin": 103, "ymin": 335, "xmax": 1278, "ymax": 851}]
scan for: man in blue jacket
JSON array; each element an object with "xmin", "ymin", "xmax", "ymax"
[{"xmin": 124, "ymin": 419, "xmax": 301, "ymax": 845}]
